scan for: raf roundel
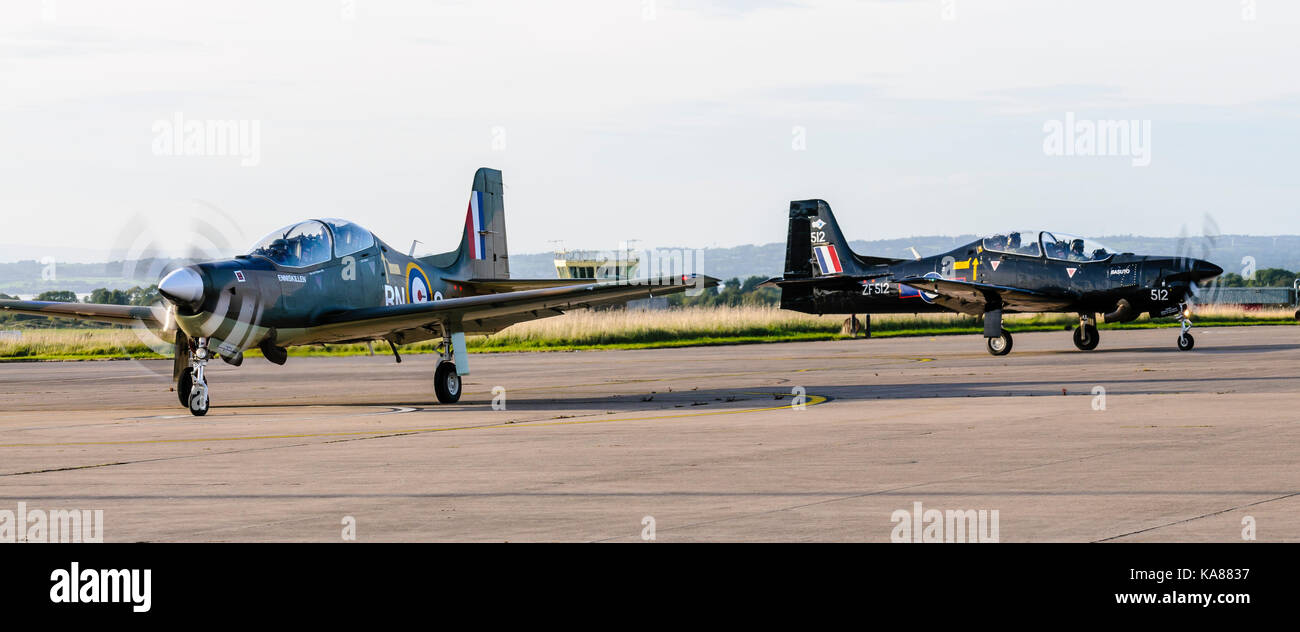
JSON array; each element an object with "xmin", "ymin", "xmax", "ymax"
[
  {"xmin": 918, "ymin": 271, "xmax": 942, "ymax": 304},
  {"xmin": 406, "ymin": 263, "xmax": 432, "ymax": 304}
]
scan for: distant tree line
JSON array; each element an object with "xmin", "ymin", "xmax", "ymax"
[
  {"xmin": 666, "ymin": 276, "xmax": 781, "ymax": 308},
  {"xmin": 0, "ymin": 286, "xmax": 157, "ymax": 328},
  {"xmin": 1214, "ymin": 268, "xmax": 1298, "ymax": 288}
]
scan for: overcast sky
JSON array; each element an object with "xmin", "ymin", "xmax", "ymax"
[{"xmin": 2, "ymin": 0, "xmax": 1298, "ymax": 262}]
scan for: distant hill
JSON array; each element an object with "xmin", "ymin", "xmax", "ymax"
[
  {"xmin": 3, "ymin": 235, "xmax": 1297, "ymax": 296},
  {"xmin": 511, "ymin": 235, "xmax": 1300, "ymax": 283}
]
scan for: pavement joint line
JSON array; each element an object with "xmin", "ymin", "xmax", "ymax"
[
  {"xmin": 590, "ymin": 444, "xmax": 1145, "ymax": 542},
  {"xmin": 0, "ymin": 392, "xmax": 829, "ymax": 450},
  {"xmin": 1092, "ymin": 490, "xmax": 1300, "ymax": 542},
  {"xmin": 595, "ymin": 416, "xmax": 1291, "ymax": 542}
]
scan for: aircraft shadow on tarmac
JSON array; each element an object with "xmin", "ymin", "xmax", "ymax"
[
  {"xmin": 201, "ymin": 371, "xmax": 1300, "ymax": 413},
  {"xmin": 789, "ymin": 375, "xmax": 1297, "ymax": 401},
  {"xmin": 212, "ymin": 387, "xmax": 819, "ymax": 413},
  {"xmin": 1030, "ymin": 341, "xmax": 1300, "ymax": 355}
]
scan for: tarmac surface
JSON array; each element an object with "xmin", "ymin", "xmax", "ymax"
[{"xmin": 1, "ymin": 324, "xmax": 1297, "ymax": 542}]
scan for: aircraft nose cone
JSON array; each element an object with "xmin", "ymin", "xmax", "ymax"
[{"xmin": 158, "ymin": 267, "xmax": 206, "ymax": 306}]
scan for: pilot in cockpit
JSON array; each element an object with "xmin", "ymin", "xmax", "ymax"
[
  {"xmin": 1070, "ymin": 239, "xmax": 1086, "ymax": 261},
  {"xmin": 267, "ymin": 238, "xmax": 290, "ymax": 264},
  {"xmin": 1007, "ymin": 232, "xmax": 1022, "ymax": 252}
]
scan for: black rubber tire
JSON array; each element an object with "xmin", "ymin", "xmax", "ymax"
[
  {"xmin": 986, "ymin": 329, "xmax": 1013, "ymax": 356},
  {"xmin": 188, "ymin": 390, "xmax": 209, "ymax": 416},
  {"xmin": 434, "ymin": 361, "xmax": 462, "ymax": 404},
  {"xmin": 1073, "ymin": 324, "xmax": 1100, "ymax": 351},
  {"xmin": 177, "ymin": 368, "xmax": 193, "ymax": 408},
  {"xmin": 1177, "ymin": 333, "xmax": 1195, "ymax": 351}
]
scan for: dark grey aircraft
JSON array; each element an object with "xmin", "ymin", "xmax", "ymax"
[
  {"xmin": 766, "ymin": 199, "xmax": 1223, "ymax": 356},
  {"xmin": 1, "ymin": 168, "xmax": 714, "ymax": 415}
]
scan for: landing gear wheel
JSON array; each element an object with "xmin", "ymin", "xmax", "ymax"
[
  {"xmin": 184, "ymin": 336, "xmax": 211, "ymax": 416},
  {"xmin": 1073, "ymin": 324, "xmax": 1100, "ymax": 351},
  {"xmin": 177, "ymin": 368, "xmax": 193, "ymax": 408},
  {"xmin": 1177, "ymin": 333, "xmax": 1195, "ymax": 351},
  {"xmin": 434, "ymin": 361, "xmax": 462, "ymax": 404},
  {"xmin": 986, "ymin": 329, "xmax": 1013, "ymax": 356},
  {"xmin": 188, "ymin": 389, "xmax": 209, "ymax": 416}
]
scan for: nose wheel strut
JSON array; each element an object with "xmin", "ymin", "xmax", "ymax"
[
  {"xmin": 179, "ymin": 336, "xmax": 211, "ymax": 416},
  {"xmin": 1176, "ymin": 303, "xmax": 1195, "ymax": 351},
  {"xmin": 1073, "ymin": 313, "xmax": 1100, "ymax": 351}
]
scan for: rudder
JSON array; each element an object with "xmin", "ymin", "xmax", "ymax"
[
  {"xmin": 464, "ymin": 167, "xmax": 509, "ymax": 279},
  {"xmin": 787, "ymin": 199, "xmax": 863, "ymax": 277}
]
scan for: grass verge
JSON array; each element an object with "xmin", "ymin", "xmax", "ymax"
[{"xmin": 2, "ymin": 305, "xmax": 1294, "ymax": 360}]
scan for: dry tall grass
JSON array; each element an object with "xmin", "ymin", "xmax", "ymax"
[
  {"xmin": 1, "ymin": 304, "xmax": 1294, "ymax": 359},
  {"xmin": 0, "ymin": 328, "xmax": 157, "ymax": 359}
]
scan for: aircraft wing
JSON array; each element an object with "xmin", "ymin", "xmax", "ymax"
[
  {"xmin": 0, "ymin": 299, "xmax": 164, "ymax": 327},
  {"xmin": 448, "ymin": 278, "xmax": 609, "ymax": 293},
  {"xmin": 895, "ymin": 277, "xmax": 1077, "ymax": 315},
  {"xmin": 307, "ymin": 274, "xmax": 719, "ymax": 343}
]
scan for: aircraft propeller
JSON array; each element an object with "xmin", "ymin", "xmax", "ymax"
[{"xmin": 107, "ymin": 203, "xmax": 247, "ymax": 379}]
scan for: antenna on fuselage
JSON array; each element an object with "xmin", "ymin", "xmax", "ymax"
[
  {"xmin": 908, "ymin": 247, "xmax": 922, "ymax": 260},
  {"xmin": 409, "ymin": 240, "xmax": 422, "ymax": 257}
]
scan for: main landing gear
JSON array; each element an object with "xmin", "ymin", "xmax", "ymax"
[
  {"xmin": 986, "ymin": 329, "xmax": 1013, "ymax": 356},
  {"xmin": 178, "ymin": 336, "xmax": 211, "ymax": 416},
  {"xmin": 1176, "ymin": 303, "xmax": 1196, "ymax": 351},
  {"xmin": 1073, "ymin": 314, "xmax": 1100, "ymax": 351},
  {"xmin": 433, "ymin": 336, "xmax": 462, "ymax": 404},
  {"xmin": 983, "ymin": 309, "xmax": 1013, "ymax": 356}
]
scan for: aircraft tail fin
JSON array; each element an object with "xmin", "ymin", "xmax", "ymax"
[
  {"xmin": 464, "ymin": 167, "xmax": 508, "ymax": 278},
  {"xmin": 783, "ymin": 206, "xmax": 815, "ymax": 278},
  {"xmin": 787, "ymin": 199, "xmax": 864, "ymax": 277},
  {"xmin": 425, "ymin": 168, "xmax": 510, "ymax": 277},
  {"xmin": 784, "ymin": 199, "xmax": 903, "ymax": 278}
]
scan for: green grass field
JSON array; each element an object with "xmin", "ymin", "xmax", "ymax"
[{"xmin": 1, "ymin": 305, "xmax": 1295, "ymax": 361}]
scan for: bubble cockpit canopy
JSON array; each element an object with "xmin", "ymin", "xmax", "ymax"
[
  {"xmin": 1039, "ymin": 231, "xmax": 1113, "ymax": 262},
  {"xmin": 248, "ymin": 219, "xmax": 377, "ymax": 267},
  {"xmin": 249, "ymin": 220, "xmax": 333, "ymax": 268},
  {"xmin": 981, "ymin": 231, "xmax": 1042, "ymax": 257},
  {"xmin": 321, "ymin": 218, "xmax": 375, "ymax": 257},
  {"xmin": 982, "ymin": 231, "xmax": 1114, "ymax": 262}
]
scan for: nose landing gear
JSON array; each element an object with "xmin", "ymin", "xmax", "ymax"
[
  {"xmin": 1073, "ymin": 313, "xmax": 1100, "ymax": 351},
  {"xmin": 179, "ymin": 337, "xmax": 211, "ymax": 416},
  {"xmin": 1176, "ymin": 303, "xmax": 1195, "ymax": 351}
]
